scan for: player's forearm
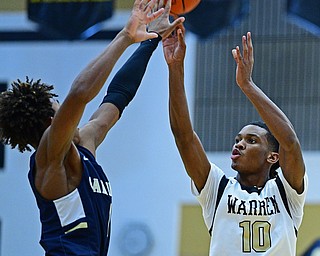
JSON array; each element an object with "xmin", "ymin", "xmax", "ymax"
[
  {"xmin": 168, "ymin": 62, "xmax": 194, "ymax": 141},
  {"xmin": 241, "ymin": 80, "xmax": 299, "ymax": 150},
  {"xmin": 101, "ymin": 37, "xmax": 161, "ymax": 116},
  {"xmin": 69, "ymin": 30, "xmax": 133, "ymax": 103}
]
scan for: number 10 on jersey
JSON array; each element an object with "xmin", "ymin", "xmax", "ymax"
[{"xmin": 239, "ymin": 220, "xmax": 271, "ymax": 253}]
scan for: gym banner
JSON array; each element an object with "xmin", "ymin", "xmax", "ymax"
[{"xmin": 27, "ymin": 0, "xmax": 114, "ymax": 40}]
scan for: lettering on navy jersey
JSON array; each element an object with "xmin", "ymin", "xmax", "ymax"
[
  {"xmin": 227, "ymin": 195, "xmax": 280, "ymax": 216},
  {"xmin": 88, "ymin": 177, "xmax": 112, "ymax": 196}
]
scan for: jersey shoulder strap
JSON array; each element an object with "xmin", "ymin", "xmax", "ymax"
[{"xmin": 209, "ymin": 175, "xmax": 229, "ymax": 236}]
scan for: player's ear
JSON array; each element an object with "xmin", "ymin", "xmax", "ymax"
[{"xmin": 267, "ymin": 151, "xmax": 279, "ymax": 165}]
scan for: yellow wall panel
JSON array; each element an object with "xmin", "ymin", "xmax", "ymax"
[
  {"xmin": 1, "ymin": 0, "xmax": 26, "ymax": 11},
  {"xmin": 297, "ymin": 204, "xmax": 320, "ymax": 255},
  {"xmin": 179, "ymin": 205, "xmax": 210, "ymax": 256}
]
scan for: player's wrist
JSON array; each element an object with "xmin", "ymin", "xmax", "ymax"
[
  {"xmin": 168, "ymin": 61, "xmax": 184, "ymax": 71},
  {"xmin": 141, "ymin": 35, "xmax": 162, "ymax": 48},
  {"xmin": 118, "ymin": 27, "xmax": 137, "ymax": 45}
]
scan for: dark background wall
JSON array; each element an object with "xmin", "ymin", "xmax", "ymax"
[{"xmin": 193, "ymin": 0, "xmax": 320, "ymax": 152}]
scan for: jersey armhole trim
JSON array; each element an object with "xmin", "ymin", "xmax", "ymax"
[
  {"xmin": 209, "ymin": 175, "xmax": 229, "ymax": 236},
  {"xmin": 275, "ymin": 176, "xmax": 298, "ymax": 236}
]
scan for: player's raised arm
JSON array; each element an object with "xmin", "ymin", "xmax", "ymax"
[
  {"xmin": 232, "ymin": 32, "xmax": 305, "ymax": 193},
  {"xmin": 163, "ymin": 26, "xmax": 211, "ymax": 192},
  {"xmin": 34, "ymin": 0, "xmax": 167, "ymax": 200},
  {"xmin": 79, "ymin": 0, "xmax": 185, "ymax": 154},
  {"xmin": 44, "ymin": 0, "xmax": 165, "ymax": 161}
]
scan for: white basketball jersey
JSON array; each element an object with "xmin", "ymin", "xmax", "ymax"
[{"xmin": 192, "ymin": 163, "xmax": 308, "ymax": 256}]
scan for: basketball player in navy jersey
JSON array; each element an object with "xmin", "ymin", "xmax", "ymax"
[
  {"xmin": 0, "ymin": 0, "xmax": 184, "ymax": 255},
  {"xmin": 163, "ymin": 26, "xmax": 307, "ymax": 255}
]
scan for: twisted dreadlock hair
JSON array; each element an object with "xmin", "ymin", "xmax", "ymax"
[
  {"xmin": 0, "ymin": 77, "xmax": 58, "ymax": 152},
  {"xmin": 249, "ymin": 121, "xmax": 280, "ymax": 178}
]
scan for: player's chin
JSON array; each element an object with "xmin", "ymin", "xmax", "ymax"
[
  {"xmin": 231, "ymin": 161, "xmax": 237, "ymax": 170},
  {"xmin": 231, "ymin": 161, "xmax": 243, "ymax": 172}
]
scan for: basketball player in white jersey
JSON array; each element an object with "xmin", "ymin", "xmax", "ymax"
[{"xmin": 162, "ymin": 26, "xmax": 307, "ymax": 255}]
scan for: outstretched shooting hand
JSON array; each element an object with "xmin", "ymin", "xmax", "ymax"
[{"xmin": 232, "ymin": 32, "xmax": 254, "ymax": 87}]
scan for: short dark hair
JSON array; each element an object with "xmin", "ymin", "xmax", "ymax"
[
  {"xmin": 0, "ymin": 77, "xmax": 57, "ymax": 152},
  {"xmin": 249, "ymin": 121, "xmax": 280, "ymax": 177}
]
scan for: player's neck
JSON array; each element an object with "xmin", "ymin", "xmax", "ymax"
[{"xmin": 236, "ymin": 172, "xmax": 269, "ymax": 188}]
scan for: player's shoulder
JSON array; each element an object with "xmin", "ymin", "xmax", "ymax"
[
  {"xmin": 209, "ymin": 162, "xmax": 225, "ymax": 177},
  {"xmin": 206, "ymin": 162, "xmax": 230, "ymax": 189}
]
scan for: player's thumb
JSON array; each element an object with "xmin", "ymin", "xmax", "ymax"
[
  {"xmin": 166, "ymin": 17, "xmax": 185, "ymax": 37},
  {"xmin": 172, "ymin": 17, "xmax": 185, "ymax": 27}
]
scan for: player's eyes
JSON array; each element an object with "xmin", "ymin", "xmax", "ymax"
[{"xmin": 247, "ymin": 138, "xmax": 256, "ymax": 144}]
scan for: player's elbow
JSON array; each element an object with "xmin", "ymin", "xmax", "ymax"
[
  {"xmin": 282, "ymin": 133, "xmax": 301, "ymax": 152},
  {"xmin": 68, "ymin": 83, "xmax": 92, "ymax": 103}
]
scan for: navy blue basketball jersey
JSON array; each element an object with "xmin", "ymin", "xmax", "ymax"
[{"xmin": 28, "ymin": 145, "xmax": 112, "ymax": 256}]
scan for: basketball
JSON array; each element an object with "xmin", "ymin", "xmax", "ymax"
[{"xmin": 170, "ymin": 0, "xmax": 201, "ymax": 15}]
